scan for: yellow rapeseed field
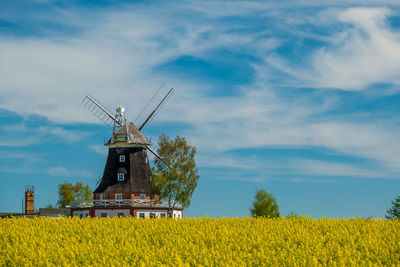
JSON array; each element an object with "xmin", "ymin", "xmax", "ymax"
[{"xmin": 0, "ymin": 216, "xmax": 399, "ymax": 266}]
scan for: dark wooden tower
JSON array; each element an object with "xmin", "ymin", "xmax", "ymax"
[
  {"xmin": 71, "ymin": 86, "xmax": 183, "ymax": 218},
  {"xmin": 93, "ymin": 122, "xmax": 152, "ymax": 200}
]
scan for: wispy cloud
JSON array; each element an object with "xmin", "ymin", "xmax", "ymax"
[
  {"xmin": 312, "ymin": 7, "xmax": 400, "ymax": 90},
  {"xmin": 289, "ymin": 158, "xmax": 396, "ymax": 179},
  {"xmin": 0, "ymin": 152, "xmax": 43, "ymax": 174},
  {"xmin": 289, "ymin": 178, "xmax": 335, "ymax": 184},
  {"xmin": 90, "ymin": 145, "xmax": 107, "ymax": 155},
  {"xmin": 1, "ymin": 2, "xmax": 400, "ymax": 184},
  {"xmin": 48, "ymin": 166, "xmax": 93, "ymax": 178},
  {"xmin": 199, "ymin": 148, "xmax": 398, "ymax": 182},
  {"xmin": 37, "ymin": 126, "xmax": 91, "ymax": 143},
  {"xmin": 0, "ymin": 123, "xmax": 92, "ymax": 146}
]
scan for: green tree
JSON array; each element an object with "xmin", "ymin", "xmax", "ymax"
[
  {"xmin": 385, "ymin": 195, "xmax": 400, "ymax": 219},
  {"xmin": 57, "ymin": 181, "xmax": 92, "ymax": 208},
  {"xmin": 151, "ymin": 135, "xmax": 199, "ymax": 216},
  {"xmin": 250, "ymin": 189, "xmax": 280, "ymax": 218}
]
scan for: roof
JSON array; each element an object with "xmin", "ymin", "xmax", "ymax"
[
  {"xmin": 107, "ymin": 122, "xmax": 149, "ymax": 146},
  {"xmin": 39, "ymin": 208, "xmax": 70, "ymax": 217}
]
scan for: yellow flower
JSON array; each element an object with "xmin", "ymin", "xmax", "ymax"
[{"xmin": 0, "ymin": 216, "xmax": 399, "ymax": 265}]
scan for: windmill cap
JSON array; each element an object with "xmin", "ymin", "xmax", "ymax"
[{"xmin": 106, "ymin": 122, "xmax": 149, "ymax": 146}]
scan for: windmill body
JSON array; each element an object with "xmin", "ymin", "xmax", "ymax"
[
  {"xmin": 71, "ymin": 87, "xmax": 183, "ymax": 218},
  {"xmin": 94, "ymin": 122, "xmax": 151, "ymax": 199}
]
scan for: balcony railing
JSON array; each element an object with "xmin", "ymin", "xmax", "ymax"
[{"xmin": 70, "ymin": 199, "xmax": 182, "ymax": 209}]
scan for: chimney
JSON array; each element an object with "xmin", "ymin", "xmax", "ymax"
[{"xmin": 25, "ymin": 185, "xmax": 34, "ymax": 214}]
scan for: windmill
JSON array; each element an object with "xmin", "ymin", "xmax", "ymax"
[{"xmin": 70, "ymin": 84, "xmax": 183, "ymax": 219}]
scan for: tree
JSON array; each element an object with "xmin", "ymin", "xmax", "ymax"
[
  {"xmin": 385, "ymin": 195, "xmax": 400, "ymax": 219},
  {"xmin": 57, "ymin": 181, "xmax": 92, "ymax": 208},
  {"xmin": 151, "ymin": 135, "xmax": 199, "ymax": 216},
  {"xmin": 250, "ymin": 189, "xmax": 280, "ymax": 218}
]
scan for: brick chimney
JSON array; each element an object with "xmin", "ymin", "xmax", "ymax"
[{"xmin": 25, "ymin": 185, "xmax": 34, "ymax": 214}]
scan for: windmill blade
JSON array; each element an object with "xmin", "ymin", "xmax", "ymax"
[
  {"xmin": 135, "ymin": 83, "xmax": 175, "ymax": 131},
  {"xmin": 95, "ymin": 173, "xmax": 103, "ymax": 186},
  {"xmin": 138, "ymin": 87, "xmax": 173, "ymax": 131},
  {"xmin": 82, "ymin": 94, "xmax": 119, "ymax": 128},
  {"xmin": 146, "ymin": 145, "xmax": 171, "ymax": 168}
]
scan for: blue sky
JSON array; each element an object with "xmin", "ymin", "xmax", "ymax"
[{"xmin": 1, "ymin": 0, "xmax": 400, "ymax": 218}]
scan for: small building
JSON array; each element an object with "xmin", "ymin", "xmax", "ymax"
[{"xmin": 39, "ymin": 208, "xmax": 70, "ymax": 218}]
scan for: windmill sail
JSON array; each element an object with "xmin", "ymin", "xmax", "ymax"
[
  {"xmin": 82, "ymin": 94, "xmax": 119, "ymax": 128},
  {"xmin": 146, "ymin": 145, "xmax": 170, "ymax": 168},
  {"xmin": 135, "ymin": 82, "xmax": 175, "ymax": 131},
  {"xmin": 95, "ymin": 173, "xmax": 103, "ymax": 186}
]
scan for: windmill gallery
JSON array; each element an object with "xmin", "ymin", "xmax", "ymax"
[{"xmin": 70, "ymin": 87, "xmax": 183, "ymax": 219}]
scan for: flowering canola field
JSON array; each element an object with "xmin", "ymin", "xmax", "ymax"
[{"xmin": 0, "ymin": 216, "xmax": 399, "ymax": 266}]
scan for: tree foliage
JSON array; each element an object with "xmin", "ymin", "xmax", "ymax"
[
  {"xmin": 57, "ymin": 182, "xmax": 92, "ymax": 208},
  {"xmin": 385, "ymin": 195, "xmax": 400, "ymax": 219},
  {"xmin": 151, "ymin": 135, "xmax": 199, "ymax": 214},
  {"xmin": 250, "ymin": 189, "xmax": 280, "ymax": 218}
]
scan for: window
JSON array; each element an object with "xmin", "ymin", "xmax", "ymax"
[
  {"xmin": 115, "ymin": 194, "xmax": 122, "ymax": 200},
  {"xmin": 99, "ymin": 193, "xmax": 103, "ymax": 200},
  {"xmin": 119, "ymin": 155, "xmax": 125, "ymax": 162},
  {"xmin": 160, "ymin": 213, "xmax": 166, "ymax": 218},
  {"xmin": 118, "ymin": 213, "xmax": 124, "ymax": 217},
  {"xmin": 117, "ymin": 173, "xmax": 125, "ymax": 181},
  {"xmin": 101, "ymin": 213, "xmax": 107, "ymax": 217},
  {"xmin": 150, "ymin": 213, "xmax": 155, "ymax": 218},
  {"xmin": 140, "ymin": 194, "xmax": 146, "ymax": 200},
  {"xmin": 139, "ymin": 213, "xmax": 145, "ymax": 219}
]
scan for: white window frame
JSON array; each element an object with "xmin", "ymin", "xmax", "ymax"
[
  {"xmin": 115, "ymin": 194, "xmax": 122, "ymax": 200},
  {"xmin": 117, "ymin": 173, "xmax": 125, "ymax": 181},
  {"xmin": 139, "ymin": 194, "xmax": 146, "ymax": 200},
  {"xmin": 119, "ymin": 155, "xmax": 125, "ymax": 162}
]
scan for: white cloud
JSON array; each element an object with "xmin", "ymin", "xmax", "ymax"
[
  {"xmin": 289, "ymin": 158, "xmax": 395, "ymax": 179},
  {"xmin": 1, "ymin": 2, "xmax": 400, "ymax": 183},
  {"xmin": 258, "ymin": 7, "xmax": 400, "ymax": 90},
  {"xmin": 198, "ymin": 145, "xmax": 399, "ymax": 181},
  {"xmin": 37, "ymin": 126, "xmax": 91, "ymax": 143},
  {"xmin": 0, "ymin": 123, "xmax": 91, "ymax": 146},
  {"xmin": 289, "ymin": 178, "xmax": 335, "ymax": 184},
  {"xmin": 90, "ymin": 145, "xmax": 107, "ymax": 155},
  {"xmin": 192, "ymin": 116, "xmax": 400, "ymax": 172},
  {"xmin": 0, "ymin": 152, "xmax": 43, "ymax": 174},
  {"xmin": 48, "ymin": 166, "xmax": 93, "ymax": 177},
  {"xmin": 0, "ymin": 1, "xmax": 281, "ymax": 124},
  {"xmin": 312, "ymin": 7, "xmax": 400, "ymax": 90}
]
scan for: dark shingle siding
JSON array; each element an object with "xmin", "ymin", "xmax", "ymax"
[{"xmin": 94, "ymin": 147, "xmax": 151, "ymax": 193}]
